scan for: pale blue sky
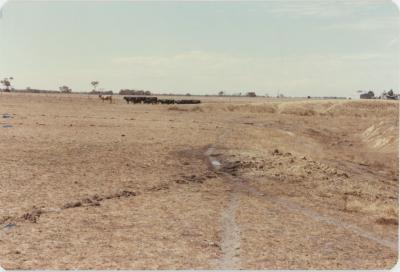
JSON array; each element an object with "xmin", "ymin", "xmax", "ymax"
[{"xmin": 0, "ymin": 0, "xmax": 399, "ymax": 97}]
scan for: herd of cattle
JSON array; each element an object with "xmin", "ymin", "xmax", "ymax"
[{"xmin": 123, "ymin": 96, "xmax": 201, "ymax": 104}]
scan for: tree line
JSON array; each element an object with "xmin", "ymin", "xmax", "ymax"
[{"xmin": 1, "ymin": 77, "xmax": 262, "ymax": 97}]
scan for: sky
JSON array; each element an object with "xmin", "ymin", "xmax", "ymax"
[{"xmin": 0, "ymin": 0, "xmax": 399, "ymax": 97}]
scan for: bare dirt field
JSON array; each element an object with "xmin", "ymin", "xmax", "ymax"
[{"xmin": 0, "ymin": 93, "xmax": 398, "ymax": 269}]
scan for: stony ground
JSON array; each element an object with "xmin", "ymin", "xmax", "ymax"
[{"xmin": 0, "ymin": 93, "xmax": 398, "ymax": 269}]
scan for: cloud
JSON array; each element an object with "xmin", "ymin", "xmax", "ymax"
[{"xmin": 111, "ymin": 51, "xmax": 255, "ymax": 79}]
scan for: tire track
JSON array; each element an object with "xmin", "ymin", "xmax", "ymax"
[
  {"xmin": 236, "ymin": 182, "xmax": 398, "ymax": 251},
  {"xmin": 205, "ymin": 139, "xmax": 241, "ymax": 269},
  {"xmin": 218, "ymin": 191, "xmax": 241, "ymax": 269}
]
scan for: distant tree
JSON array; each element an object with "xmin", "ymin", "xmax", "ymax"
[
  {"xmin": 246, "ymin": 92, "xmax": 256, "ymax": 97},
  {"xmin": 59, "ymin": 85, "xmax": 72, "ymax": 93},
  {"xmin": 185, "ymin": 93, "xmax": 191, "ymax": 96},
  {"xmin": 1, "ymin": 77, "xmax": 13, "ymax": 92},
  {"xmin": 218, "ymin": 91, "xmax": 224, "ymax": 96},
  {"xmin": 91, "ymin": 81, "xmax": 99, "ymax": 92},
  {"xmin": 144, "ymin": 90, "xmax": 151, "ymax": 95}
]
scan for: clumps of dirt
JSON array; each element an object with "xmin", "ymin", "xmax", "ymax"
[
  {"xmin": 113, "ymin": 190, "xmax": 137, "ymax": 198},
  {"xmin": 3, "ymin": 190, "xmax": 138, "ymax": 226},
  {"xmin": 176, "ymin": 174, "xmax": 206, "ymax": 184},
  {"xmin": 63, "ymin": 201, "xmax": 84, "ymax": 209},
  {"xmin": 267, "ymin": 149, "xmax": 350, "ymax": 180},
  {"xmin": 218, "ymin": 148, "xmax": 352, "ymax": 187},
  {"xmin": 219, "ymin": 159, "xmax": 264, "ymax": 176},
  {"xmin": 272, "ymin": 149, "xmax": 292, "ymax": 157},
  {"xmin": 21, "ymin": 207, "xmax": 43, "ymax": 223},
  {"xmin": 376, "ymin": 217, "xmax": 398, "ymax": 226},
  {"xmin": 175, "ymin": 172, "xmax": 217, "ymax": 184},
  {"xmin": 1, "ymin": 218, "xmax": 11, "ymax": 227},
  {"xmin": 148, "ymin": 184, "xmax": 170, "ymax": 191},
  {"xmin": 63, "ymin": 190, "xmax": 136, "ymax": 210},
  {"xmin": 219, "ymin": 161, "xmax": 241, "ymax": 176}
]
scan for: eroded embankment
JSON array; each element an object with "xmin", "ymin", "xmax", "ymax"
[{"xmin": 179, "ymin": 100, "xmax": 399, "ymax": 119}]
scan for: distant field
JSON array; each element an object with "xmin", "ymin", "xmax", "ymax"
[{"xmin": 0, "ymin": 92, "xmax": 398, "ymax": 269}]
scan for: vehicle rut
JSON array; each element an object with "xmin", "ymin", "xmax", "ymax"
[{"xmin": 205, "ymin": 144, "xmax": 241, "ymax": 269}]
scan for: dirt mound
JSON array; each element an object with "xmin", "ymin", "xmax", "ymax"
[
  {"xmin": 195, "ymin": 103, "xmax": 277, "ymax": 114},
  {"xmin": 276, "ymin": 100, "xmax": 399, "ymax": 118},
  {"xmin": 200, "ymin": 100, "xmax": 399, "ymax": 118},
  {"xmin": 324, "ymin": 100, "xmax": 399, "ymax": 118},
  {"xmin": 276, "ymin": 101, "xmax": 334, "ymax": 116}
]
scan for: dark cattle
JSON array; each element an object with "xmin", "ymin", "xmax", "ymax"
[
  {"xmin": 125, "ymin": 97, "xmax": 200, "ymax": 105},
  {"xmin": 124, "ymin": 96, "xmax": 143, "ymax": 104},
  {"xmin": 135, "ymin": 97, "xmax": 146, "ymax": 103},
  {"xmin": 158, "ymin": 99, "xmax": 175, "ymax": 104},
  {"xmin": 175, "ymin": 99, "xmax": 201, "ymax": 104},
  {"xmin": 124, "ymin": 96, "xmax": 149, "ymax": 104},
  {"xmin": 143, "ymin": 97, "xmax": 158, "ymax": 104},
  {"xmin": 124, "ymin": 96, "xmax": 133, "ymax": 103}
]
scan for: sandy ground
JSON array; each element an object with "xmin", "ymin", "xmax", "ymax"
[{"xmin": 0, "ymin": 93, "xmax": 398, "ymax": 269}]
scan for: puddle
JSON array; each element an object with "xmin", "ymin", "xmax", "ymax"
[
  {"xmin": 205, "ymin": 145, "xmax": 223, "ymax": 170},
  {"xmin": 3, "ymin": 223, "xmax": 16, "ymax": 231},
  {"xmin": 211, "ymin": 160, "xmax": 222, "ymax": 168}
]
